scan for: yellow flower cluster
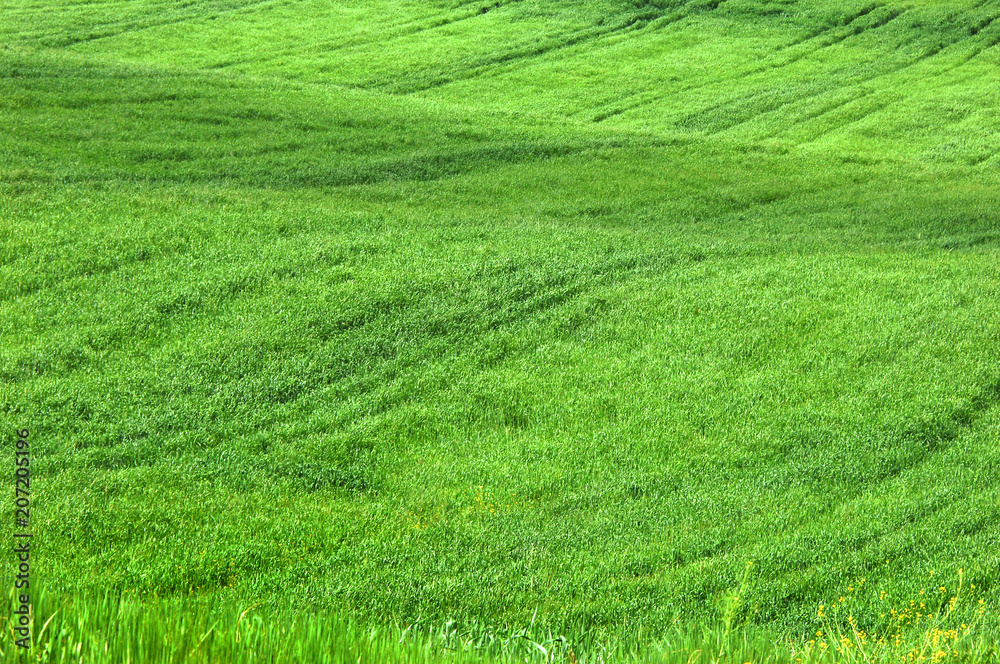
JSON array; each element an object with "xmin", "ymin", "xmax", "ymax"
[{"xmin": 790, "ymin": 569, "xmax": 993, "ymax": 663}]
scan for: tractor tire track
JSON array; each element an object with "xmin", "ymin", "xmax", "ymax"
[
  {"xmin": 589, "ymin": 4, "xmax": 909, "ymax": 129},
  {"xmin": 673, "ymin": 5, "xmax": 986, "ymax": 138},
  {"xmin": 38, "ymin": 0, "xmax": 281, "ymax": 47},
  {"xmin": 375, "ymin": 1, "xmax": 732, "ymax": 95},
  {"xmin": 308, "ymin": 0, "xmax": 526, "ymax": 54}
]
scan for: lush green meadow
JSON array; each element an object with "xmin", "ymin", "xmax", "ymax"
[{"xmin": 2, "ymin": 0, "xmax": 1000, "ymax": 660}]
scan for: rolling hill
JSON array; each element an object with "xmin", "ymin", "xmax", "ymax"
[{"xmin": 1, "ymin": 0, "xmax": 999, "ymax": 660}]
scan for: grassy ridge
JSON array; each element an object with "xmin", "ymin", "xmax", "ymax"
[
  {"xmin": 17, "ymin": 0, "xmax": 999, "ymax": 165},
  {"xmin": 2, "ymin": 0, "xmax": 1000, "ymax": 658}
]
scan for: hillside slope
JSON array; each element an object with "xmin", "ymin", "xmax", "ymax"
[{"xmin": 1, "ymin": 0, "xmax": 999, "ymax": 637}]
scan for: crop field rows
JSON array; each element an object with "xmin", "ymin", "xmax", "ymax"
[{"xmin": 1, "ymin": 0, "xmax": 999, "ymax": 661}]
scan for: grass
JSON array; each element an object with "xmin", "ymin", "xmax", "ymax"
[
  {"xmin": 2, "ymin": 0, "xmax": 1000, "ymax": 660},
  {"xmin": 0, "ymin": 577, "xmax": 996, "ymax": 662}
]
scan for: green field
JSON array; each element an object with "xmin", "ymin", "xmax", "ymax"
[{"xmin": 2, "ymin": 0, "xmax": 1000, "ymax": 661}]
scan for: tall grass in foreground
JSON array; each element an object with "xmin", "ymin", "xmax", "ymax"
[{"xmin": 0, "ymin": 579, "xmax": 995, "ymax": 663}]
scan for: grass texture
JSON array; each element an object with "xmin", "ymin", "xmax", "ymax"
[
  {"xmin": 1, "ymin": 0, "xmax": 1000, "ymax": 660},
  {"xmin": 0, "ymin": 575, "xmax": 996, "ymax": 662}
]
